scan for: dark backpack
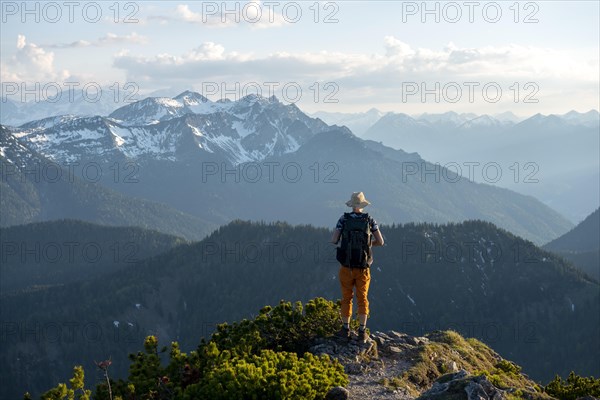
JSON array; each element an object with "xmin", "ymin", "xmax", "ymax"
[{"xmin": 336, "ymin": 212, "xmax": 372, "ymax": 268}]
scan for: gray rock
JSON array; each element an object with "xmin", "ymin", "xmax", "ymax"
[
  {"xmin": 406, "ymin": 336, "xmax": 430, "ymax": 346},
  {"xmin": 464, "ymin": 381, "xmax": 488, "ymax": 400},
  {"xmin": 405, "ymin": 336, "xmax": 420, "ymax": 346},
  {"xmin": 345, "ymin": 363, "xmax": 365, "ymax": 375},
  {"xmin": 417, "ymin": 336, "xmax": 430, "ymax": 344},
  {"xmin": 475, "ymin": 376, "xmax": 505, "ymax": 400},
  {"xmin": 388, "ymin": 346, "xmax": 403, "ymax": 354},
  {"xmin": 387, "ymin": 330, "xmax": 406, "ymax": 339},
  {"xmin": 325, "ymin": 386, "xmax": 349, "ymax": 400},
  {"xmin": 308, "ymin": 335, "xmax": 378, "ymax": 366},
  {"xmin": 417, "ymin": 370, "xmax": 509, "ymax": 400},
  {"xmin": 373, "ymin": 335, "xmax": 387, "ymax": 347},
  {"xmin": 449, "ymin": 361, "xmax": 459, "ymax": 372},
  {"xmin": 455, "ymin": 370, "xmax": 469, "ymax": 380},
  {"xmin": 426, "ymin": 380, "xmax": 450, "ymax": 396}
]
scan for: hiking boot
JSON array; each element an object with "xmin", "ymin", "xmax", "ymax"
[
  {"xmin": 335, "ymin": 326, "xmax": 351, "ymax": 340},
  {"xmin": 358, "ymin": 329, "xmax": 369, "ymax": 343}
]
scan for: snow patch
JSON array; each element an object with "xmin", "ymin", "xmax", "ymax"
[
  {"xmin": 190, "ymin": 126, "xmax": 204, "ymax": 137},
  {"xmin": 187, "ymin": 99, "xmax": 230, "ymax": 114},
  {"xmin": 71, "ymin": 129, "xmax": 105, "ymax": 141},
  {"xmin": 232, "ymin": 120, "xmax": 254, "ymax": 138},
  {"xmin": 155, "ymin": 97, "xmax": 184, "ymax": 108}
]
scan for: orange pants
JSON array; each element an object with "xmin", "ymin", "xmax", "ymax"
[{"xmin": 339, "ymin": 265, "xmax": 371, "ymax": 318}]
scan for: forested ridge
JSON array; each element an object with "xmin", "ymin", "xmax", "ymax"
[{"xmin": 2, "ymin": 219, "xmax": 598, "ymax": 399}]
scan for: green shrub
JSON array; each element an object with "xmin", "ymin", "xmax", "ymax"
[
  {"xmin": 183, "ymin": 347, "xmax": 348, "ymax": 400},
  {"xmin": 40, "ymin": 366, "xmax": 91, "ymax": 400},
  {"xmin": 496, "ymin": 359, "xmax": 522, "ymax": 374},
  {"xmin": 545, "ymin": 371, "xmax": 600, "ymax": 400},
  {"xmin": 41, "ymin": 298, "xmax": 349, "ymax": 400},
  {"xmin": 210, "ymin": 297, "xmax": 343, "ymax": 355}
]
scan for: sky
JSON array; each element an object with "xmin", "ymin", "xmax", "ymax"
[{"xmin": 1, "ymin": 0, "xmax": 599, "ymax": 116}]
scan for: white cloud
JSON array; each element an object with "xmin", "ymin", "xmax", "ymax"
[
  {"xmin": 1, "ymin": 35, "xmax": 70, "ymax": 83},
  {"xmin": 175, "ymin": 4, "xmax": 205, "ymax": 23},
  {"xmin": 98, "ymin": 32, "xmax": 147, "ymax": 45},
  {"xmin": 42, "ymin": 33, "xmax": 147, "ymax": 49},
  {"xmin": 109, "ymin": 36, "xmax": 599, "ymax": 113},
  {"xmin": 16, "ymin": 35, "xmax": 27, "ymax": 49},
  {"xmin": 384, "ymin": 36, "xmax": 415, "ymax": 58},
  {"xmin": 112, "ymin": 36, "xmax": 598, "ymax": 87},
  {"xmin": 147, "ymin": 2, "xmax": 287, "ymax": 29},
  {"xmin": 187, "ymin": 42, "xmax": 227, "ymax": 61}
]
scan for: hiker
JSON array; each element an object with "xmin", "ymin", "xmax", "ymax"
[{"xmin": 331, "ymin": 191, "xmax": 384, "ymax": 342}]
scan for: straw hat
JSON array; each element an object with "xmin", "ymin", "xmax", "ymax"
[{"xmin": 346, "ymin": 192, "xmax": 371, "ymax": 208}]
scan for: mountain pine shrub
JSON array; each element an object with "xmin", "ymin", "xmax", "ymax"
[{"xmin": 40, "ymin": 298, "xmax": 349, "ymax": 400}]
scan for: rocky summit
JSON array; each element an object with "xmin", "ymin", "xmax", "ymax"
[{"xmin": 310, "ymin": 330, "xmax": 554, "ymax": 400}]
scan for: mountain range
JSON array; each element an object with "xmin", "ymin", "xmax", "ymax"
[
  {"xmin": 4, "ymin": 90, "xmax": 595, "ymax": 223},
  {"xmin": 0, "ymin": 220, "xmax": 186, "ymax": 294},
  {"xmin": 1, "ymin": 91, "xmax": 576, "ymax": 245},
  {"xmin": 359, "ymin": 110, "xmax": 600, "ymax": 223},
  {"xmin": 310, "ymin": 108, "xmax": 387, "ymax": 136},
  {"xmin": 311, "ymin": 109, "xmax": 530, "ymax": 136},
  {"xmin": 544, "ymin": 208, "xmax": 600, "ymax": 281},
  {"xmin": 1, "ymin": 89, "xmax": 128, "ymax": 127},
  {"xmin": 0, "ymin": 125, "xmax": 217, "ymax": 240},
  {"xmin": 1, "ymin": 219, "xmax": 597, "ymax": 399}
]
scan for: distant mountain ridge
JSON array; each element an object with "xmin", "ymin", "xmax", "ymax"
[
  {"xmin": 0, "ymin": 125, "xmax": 217, "ymax": 239},
  {"xmin": 9, "ymin": 93, "xmax": 329, "ymax": 165},
  {"xmin": 310, "ymin": 108, "xmax": 386, "ymax": 136},
  {"xmin": 0, "ymin": 219, "xmax": 186, "ymax": 293},
  {"xmin": 545, "ymin": 208, "xmax": 600, "ymax": 252},
  {"xmin": 544, "ymin": 208, "xmax": 600, "ymax": 281},
  {"xmin": 362, "ymin": 109, "xmax": 599, "ymax": 223},
  {"xmin": 5, "ymin": 89, "xmax": 595, "ymax": 133},
  {"xmin": 314, "ymin": 109, "xmax": 598, "ymax": 135},
  {"xmin": 2, "ymin": 92, "xmax": 575, "ymax": 244},
  {"xmin": 1, "ymin": 89, "xmax": 126, "ymax": 126}
]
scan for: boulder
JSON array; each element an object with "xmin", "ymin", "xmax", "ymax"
[
  {"xmin": 325, "ymin": 386, "xmax": 350, "ymax": 400},
  {"xmin": 417, "ymin": 371, "xmax": 507, "ymax": 400}
]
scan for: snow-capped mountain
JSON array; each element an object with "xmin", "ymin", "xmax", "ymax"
[
  {"xmin": 376, "ymin": 112, "xmax": 431, "ymax": 129},
  {"xmin": 513, "ymin": 113, "xmax": 570, "ymax": 131},
  {"xmin": 2, "ymin": 93, "xmax": 578, "ymax": 245},
  {"xmin": 560, "ymin": 110, "xmax": 599, "ymax": 127},
  {"xmin": 493, "ymin": 111, "xmax": 524, "ymax": 123},
  {"xmin": 458, "ymin": 114, "xmax": 512, "ymax": 130},
  {"xmin": 10, "ymin": 92, "xmax": 330, "ymax": 165},
  {"xmin": 415, "ymin": 111, "xmax": 479, "ymax": 128},
  {"xmin": 0, "ymin": 125, "xmax": 38, "ymax": 167},
  {"xmin": 0, "ymin": 124, "xmax": 218, "ymax": 237},
  {"xmin": 173, "ymin": 90, "xmax": 210, "ymax": 107},
  {"xmin": 108, "ymin": 96, "xmax": 191, "ymax": 126}
]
